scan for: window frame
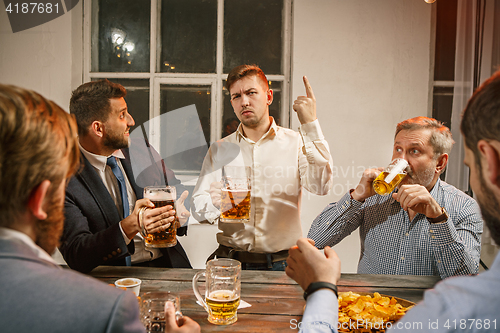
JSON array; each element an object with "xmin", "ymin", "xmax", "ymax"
[{"xmin": 83, "ymin": 0, "xmax": 293, "ymax": 146}]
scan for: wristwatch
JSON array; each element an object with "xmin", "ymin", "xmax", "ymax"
[
  {"xmin": 303, "ymin": 282, "xmax": 338, "ymax": 300},
  {"xmin": 428, "ymin": 207, "xmax": 449, "ymax": 224}
]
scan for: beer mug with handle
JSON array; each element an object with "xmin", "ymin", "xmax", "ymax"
[
  {"xmin": 192, "ymin": 258, "xmax": 241, "ymax": 325},
  {"xmin": 220, "ymin": 166, "xmax": 251, "ymax": 223}
]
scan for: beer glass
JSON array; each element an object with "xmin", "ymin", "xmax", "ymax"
[
  {"xmin": 372, "ymin": 158, "xmax": 409, "ymax": 195},
  {"xmin": 140, "ymin": 291, "xmax": 182, "ymax": 332},
  {"xmin": 142, "ymin": 186, "xmax": 177, "ymax": 248},
  {"xmin": 220, "ymin": 166, "xmax": 251, "ymax": 223},
  {"xmin": 192, "ymin": 258, "xmax": 241, "ymax": 325}
]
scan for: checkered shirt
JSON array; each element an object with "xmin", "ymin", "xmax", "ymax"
[{"xmin": 308, "ymin": 179, "xmax": 483, "ymax": 279}]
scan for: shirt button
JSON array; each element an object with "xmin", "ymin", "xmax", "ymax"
[
  {"xmin": 342, "ymin": 205, "xmax": 347, "ymax": 209},
  {"xmin": 431, "ymin": 236, "xmax": 436, "ymax": 239},
  {"xmin": 429, "ymin": 230, "xmax": 434, "ymax": 233},
  {"xmin": 437, "ymin": 260, "xmax": 441, "ymax": 264},
  {"xmin": 401, "ymin": 256, "xmax": 405, "ymax": 260},
  {"xmin": 405, "ymin": 233, "xmax": 409, "ymax": 237}
]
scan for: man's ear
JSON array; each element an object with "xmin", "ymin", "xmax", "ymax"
[
  {"xmin": 477, "ymin": 140, "xmax": 500, "ymax": 188},
  {"xmin": 91, "ymin": 120, "xmax": 104, "ymax": 138},
  {"xmin": 435, "ymin": 153, "xmax": 448, "ymax": 174},
  {"xmin": 267, "ymin": 89, "xmax": 274, "ymax": 106},
  {"xmin": 27, "ymin": 180, "xmax": 51, "ymax": 220}
]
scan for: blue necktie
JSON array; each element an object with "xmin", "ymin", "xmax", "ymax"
[{"xmin": 106, "ymin": 156, "xmax": 132, "ymax": 266}]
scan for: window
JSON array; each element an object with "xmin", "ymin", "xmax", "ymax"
[
  {"xmin": 431, "ymin": 0, "xmax": 457, "ymax": 127},
  {"xmin": 85, "ymin": 0, "xmax": 292, "ymax": 178}
]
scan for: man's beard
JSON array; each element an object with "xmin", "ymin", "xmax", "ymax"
[
  {"xmin": 103, "ymin": 128, "xmax": 129, "ymax": 150},
  {"xmin": 477, "ymin": 173, "xmax": 500, "ymax": 246},
  {"xmin": 34, "ymin": 184, "xmax": 65, "ymax": 255},
  {"xmin": 401, "ymin": 165, "xmax": 435, "ymax": 188}
]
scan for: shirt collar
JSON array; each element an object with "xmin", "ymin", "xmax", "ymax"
[
  {"xmin": 79, "ymin": 142, "xmax": 125, "ymax": 172},
  {"xmin": 235, "ymin": 116, "xmax": 278, "ymax": 144},
  {"xmin": 0, "ymin": 227, "xmax": 59, "ymax": 267}
]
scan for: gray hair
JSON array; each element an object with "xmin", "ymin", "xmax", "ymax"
[{"xmin": 395, "ymin": 116, "xmax": 454, "ymax": 158}]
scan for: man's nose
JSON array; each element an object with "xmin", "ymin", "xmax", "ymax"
[
  {"xmin": 127, "ymin": 113, "xmax": 135, "ymax": 127},
  {"xmin": 241, "ymin": 94, "xmax": 250, "ymax": 106}
]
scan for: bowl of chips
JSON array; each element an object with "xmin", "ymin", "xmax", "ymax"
[{"xmin": 337, "ymin": 291, "xmax": 414, "ymax": 333}]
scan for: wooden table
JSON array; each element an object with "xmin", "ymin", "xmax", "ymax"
[{"xmin": 89, "ymin": 266, "xmax": 440, "ymax": 332}]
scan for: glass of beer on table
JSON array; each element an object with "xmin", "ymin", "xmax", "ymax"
[
  {"xmin": 192, "ymin": 258, "xmax": 241, "ymax": 325},
  {"xmin": 220, "ymin": 166, "xmax": 251, "ymax": 223},
  {"xmin": 141, "ymin": 186, "xmax": 178, "ymax": 248},
  {"xmin": 372, "ymin": 158, "xmax": 409, "ymax": 195}
]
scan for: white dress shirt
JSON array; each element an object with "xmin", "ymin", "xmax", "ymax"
[
  {"xmin": 79, "ymin": 144, "xmax": 161, "ymax": 263},
  {"xmin": 191, "ymin": 117, "xmax": 333, "ymax": 253}
]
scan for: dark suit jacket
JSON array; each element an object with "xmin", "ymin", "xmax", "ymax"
[
  {"xmin": 0, "ymin": 237, "xmax": 144, "ymax": 333},
  {"xmin": 60, "ymin": 144, "xmax": 192, "ymax": 273}
]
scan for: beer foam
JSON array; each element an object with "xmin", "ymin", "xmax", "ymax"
[{"xmin": 145, "ymin": 191, "xmax": 174, "ymax": 201}]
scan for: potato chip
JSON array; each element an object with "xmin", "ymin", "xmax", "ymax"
[{"xmin": 337, "ymin": 292, "xmax": 414, "ymax": 333}]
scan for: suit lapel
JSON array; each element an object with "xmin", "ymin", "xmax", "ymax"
[{"xmin": 77, "ymin": 154, "xmax": 121, "ymax": 227}]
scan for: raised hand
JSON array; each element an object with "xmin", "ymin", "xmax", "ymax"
[
  {"xmin": 175, "ymin": 190, "xmax": 191, "ymax": 227},
  {"xmin": 292, "ymin": 76, "xmax": 317, "ymax": 124}
]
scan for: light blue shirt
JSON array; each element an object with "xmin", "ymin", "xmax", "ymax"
[
  {"xmin": 389, "ymin": 252, "xmax": 500, "ymax": 332},
  {"xmin": 297, "ymin": 289, "xmax": 337, "ymax": 333},
  {"xmin": 300, "ymin": 253, "xmax": 500, "ymax": 333},
  {"xmin": 308, "ymin": 179, "xmax": 483, "ymax": 278}
]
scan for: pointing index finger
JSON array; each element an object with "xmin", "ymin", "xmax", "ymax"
[{"xmin": 303, "ymin": 76, "xmax": 315, "ymax": 99}]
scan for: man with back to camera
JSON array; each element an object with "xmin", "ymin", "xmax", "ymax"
[
  {"xmin": 308, "ymin": 116, "xmax": 483, "ymax": 278},
  {"xmin": 59, "ymin": 79, "xmax": 192, "ymax": 273},
  {"xmin": 191, "ymin": 64, "xmax": 333, "ymax": 270},
  {"xmin": 0, "ymin": 84, "xmax": 199, "ymax": 333},
  {"xmin": 286, "ymin": 70, "xmax": 500, "ymax": 333}
]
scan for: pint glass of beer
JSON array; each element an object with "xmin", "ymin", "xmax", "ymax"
[
  {"xmin": 192, "ymin": 258, "xmax": 241, "ymax": 325},
  {"xmin": 142, "ymin": 186, "xmax": 177, "ymax": 248},
  {"xmin": 372, "ymin": 158, "xmax": 409, "ymax": 195},
  {"xmin": 220, "ymin": 166, "xmax": 251, "ymax": 223}
]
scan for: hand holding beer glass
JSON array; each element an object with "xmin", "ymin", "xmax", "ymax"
[
  {"xmin": 220, "ymin": 166, "xmax": 251, "ymax": 223},
  {"xmin": 140, "ymin": 186, "xmax": 178, "ymax": 248},
  {"xmin": 192, "ymin": 258, "xmax": 241, "ymax": 325},
  {"xmin": 372, "ymin": 158, "xmax": 409, "ymax": 195}
]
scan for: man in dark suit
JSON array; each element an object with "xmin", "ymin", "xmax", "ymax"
[
  {"xmin": 0, "ymin": 84, "xmax": 199, "ymax": 333},
  {"xmin": 60, "ymin": 79, "xmax": 192, "ymax": 273}
]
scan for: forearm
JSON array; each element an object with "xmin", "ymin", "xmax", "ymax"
[
  {"xmin": 299, "ymin": 120, "xmax": 334, "ymax": 196},
  {"xmin": 308, "ymin": 192, "xmax": 364, "ymax": 249},
  {"xmin": 61, "ymin": 204, "xmax": 131, "ymax": 273},
  {"xmin": 299, "ymin": 289, "xmax": 338, "ymax": 333},
  {"xmin": 430, "ymin": 216, "xmax": 482, "ymax": 278}
]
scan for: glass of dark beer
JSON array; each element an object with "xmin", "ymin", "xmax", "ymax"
[{"xmin": 142, "ymin": 186, "xmax": 178, "ymax": 248}]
